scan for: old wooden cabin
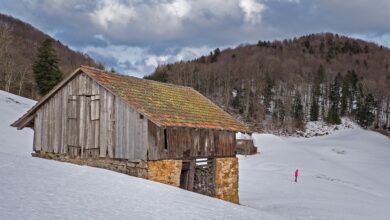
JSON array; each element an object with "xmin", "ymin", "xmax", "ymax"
[{"xmin": 12, "ymin": 65, "xmax": 251, "ymax": 203}]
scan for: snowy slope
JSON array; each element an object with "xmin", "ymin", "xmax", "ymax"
[
  {"xmin": 239, "ymin": 127, "xmax": 390, "ymax": 219},
  {"xmin": 0, "ymin": 91, "xmax": 35, "ymax": 156},
  {"xmin": 2, "ymin": 90, "xmax": 390, "ymax": 220},
  {"xmin": 296, "ymin": 118, "xmax": 356, "ymax": 138},
  {"xmin": 0, "ymin": 90, "xmax": 276, "ymax": 220}
]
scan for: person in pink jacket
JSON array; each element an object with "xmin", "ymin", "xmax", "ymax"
[{"xmin": 294, "ymin": 169, "xmax": 299, "ymax": 182}]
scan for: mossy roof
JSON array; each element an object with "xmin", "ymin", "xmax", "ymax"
[{"xmin": 81, "ymin": 66, "xmax": 251, "ymax": 133}]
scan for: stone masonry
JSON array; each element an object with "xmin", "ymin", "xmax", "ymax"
[
  {"xmin": 146, "ymin": 160, "xmax": 182, "ymax": 187},
  {"xmin": 32, "ymin": 152, "xmax": 239, "ymax": 204},
  {"xmin": 214, "ymin": 157, "xmax": 239, "ymax": 204}
]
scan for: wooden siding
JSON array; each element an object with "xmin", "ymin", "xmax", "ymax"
[
  {"xmin": 31, "ymin": 71, "xmax": 235, "ymax": 162},
  {"xmin": 147, "ymin": 122, "xmax": 236, "ymax": 160},
  {"xmin": 34, "ymin": 74, "xmax": 96, "ymax": 155},
  {"xmin": 32, "ymin": 73, "xmax": 147, "ymax": 160},
  {"xmin": 114, "ymin": 98, "xmax": 148, "ymax": 160},
  {"xmin": 99, "ymin": 87, "xmax": 115, "ymax": 158}
]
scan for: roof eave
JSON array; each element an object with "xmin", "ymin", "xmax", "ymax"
[
  {"xmin": 161, "ymin": 124, "xmax": 252, "ymax": 134},
  {"xmin": 11, "ymin": 67, "xmax": 84, "ymax": 130},
  {"xmin": 11, "ymin": 114, "xmax": 35, "ymax": 130}
]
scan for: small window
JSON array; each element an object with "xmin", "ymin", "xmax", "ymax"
[
  {"xmin": 90, "ymin": 95, "xmax": 100, "ymax": 121},
  {"xmin": 67, "ymin": 95, "xmax": 77, "ymax": 119},
  {"xmin": 164, "ymin": 129, "xmax": 168, "ymax": 150},
  {"xmin": 140, "ymin": 114, "xmax": 144, "ymax": 119}
]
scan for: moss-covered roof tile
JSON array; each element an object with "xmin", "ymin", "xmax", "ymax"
[{"xmin": 81, "ymin": 66, "xmax": 251, "ymax": 133}]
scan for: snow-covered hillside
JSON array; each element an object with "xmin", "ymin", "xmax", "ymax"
[
  {"xmin": 296, "ymin": 118, "xmax": 356, "ymax": 138},
  {"xmin": 0, "ymin": 90, "xmax": 273, "ymax": 220},
  {"xmin": 240, "ymin": 127, "xmax": 390, "ymax": 219},
  {"xmin": 1, "ymin": 90, "xmax": 390, "ymax": 220},
  {"xmin": 0, "ymin": 91, "xmax": 35, "ymax": 156}
]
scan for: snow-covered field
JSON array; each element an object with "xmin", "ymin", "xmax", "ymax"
[
  {"xmin": 1, "ymin": 90, "xmax": 390, "ymax": 220},
  {"xmin": 0, "ymin": 90, "xmax": 273, "ymax": 220},
  {"xmin": 296, "ymin": 118, "xmax": 356, "ymax": 138},
  {"xmin": 240, "ymin": 127, "xmax": 390, "ymax": 220}
]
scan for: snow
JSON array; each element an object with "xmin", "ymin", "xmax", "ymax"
[
  {"xmin": 295, "ymin": 118, "xmax": 356, "ymax": 138},
  {"xmin": 236, "ymin": 132, "xmax": 252, "ymax": 140},
  {"xmin": 1, "ymin": 90, "xmax": 390, "ymax": 220},
  {"xmin": 0, "ymin": 91, "xmax": 36, "ymax": 156},
  {"xmin": 240, "ymin": 127, "xmax": 390, "ymax": 219},
  {"xmin": 0, "ymin": 90, "xmax": 275, "ymax": 220}
]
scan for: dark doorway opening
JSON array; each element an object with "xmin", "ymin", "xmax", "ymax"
[{"xmin": 180, "ymin": 162, "xmax": 190, "ymax": 190}]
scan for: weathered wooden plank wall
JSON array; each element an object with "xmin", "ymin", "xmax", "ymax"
[
  {"xmin": 33, "ymin": 72, "xmax": 148, "ymax": 161},
  {"xmin": 32, "ymin": 73, "xmax": 108, "ymax": 158},
  {"xmin": 114, "ymin": 98, "xmax": 147, "ymax": 160},
  {"xmin": 99, "ymin": 88, "xmax": 115, "ymax": 158},
  {"xmin": 32, "ymin": 71, "xmax": 235, "ymax": 162},
  {"xmin": 147, "ymin": 124, "xmax": 236, "ymax": 160},
  {"xmin": 33, "ymin": 110, "xmax": 42, "ymax": 151}
]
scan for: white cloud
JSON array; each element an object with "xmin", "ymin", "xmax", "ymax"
[
  {"xmin": 271, "ymin": 0, "xmax": 300, "ymax": 3},
  {"xmin": 239, "ymin": 0, "xmax": 266, "ymax": 24},
  {"xmin": 7, "ymin": 0, "xmax": 390, "ymax": 77},
  {"xmin": 175, "ymin": 46, "xmax": 211, "ymax": 60},
  {"xmin": 164, "ymin": 0, "xmax": 191, "ymax": 19},
  {"xmin": 81, "ymin": 43, "xmax": 213, "ymax": 76},
  {"xmin": 91, "ymin": 0, "xmax": 136, "ymax": 29},
  {"xmin": 93, "ymin": 34, "xmax": 108, "ymax": 42},
  {"xmin": 87, "ymin": 0, "xmax": 268, "ymax": 39},
  {"xmin": 352, "ymin": 33, "xmax": 390, "ymax": 49}
]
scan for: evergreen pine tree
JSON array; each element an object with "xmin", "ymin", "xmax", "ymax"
[
  {"xmin": 327, "ymin": 73, "xmax": 342, "ymax": 124},
  {"xmin": 310, "ymin": 65, "xmax": 324, "ymax": 121},
  {"xmin": 348, "ymin": 71, "xmax": 359, "ymax": 115},
  {"xmin": 340, "ymin": 74, "xmax": 350, "ymax": 116},
  {"xmin": 341, "ymin": 70, "xmax": 359, "ymax": 116},
  {"xmin": 263, "ymin": 73, "xmax": 274, "ymax": 114},
  {"xmin": 144, "ymin": 69, "xmax": 168, "ymax": 82},
  {"xmin": 231, "ymin": 91, "xmax": 240, "ymax": 108},
  {"xmin": 273, "ymin": 99, "xmax": 285, "ymax": 124},
  {"xmin": 231, "ymin": 89, "xmax": 244, "ymax": 113},
  {"xmin": 356, "ymin": 93, "xmax": 376, "ymax": 128},
  {"xmin": 292, "ymin": 91, "xmax": 304, "ymax": 128},
  {"xmin": 310, "ymin": 94, "xmax": 320, "ymax": 121},
  {"xmin": 33, "ymin": 38, "xmax": 62, "ymax": 95}
]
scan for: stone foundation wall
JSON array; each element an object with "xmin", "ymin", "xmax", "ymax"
[
  {"xmin": 32, "ymin": 152, "xmax": 182, "ymax": 187},
  {"xmin": 214, "ymin": 157, "xmax": 239, "ymax": 204},
  {"xmin": 32, "ymin": 152, "xmax": 239, "ymax": 204},
  {"xmin": 147, "ymin": 160, "xmax": 182, "ymax": 187},
  {"xmin": 32, "ymin": 152, "xmax": 149, "ymax": 178}
]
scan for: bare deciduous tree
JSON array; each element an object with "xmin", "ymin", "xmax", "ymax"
[{"xmin": 0, "ymin": 22, "xmax": 14, "ymax": 92}]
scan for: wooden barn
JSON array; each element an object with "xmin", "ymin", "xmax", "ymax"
[{"xmin": 12, "ymin": 65, "xmax": 251, "ymax": 203}]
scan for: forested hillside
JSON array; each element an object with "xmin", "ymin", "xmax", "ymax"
[
  {"xmin": 146, "ymin": 33, "xmax": 390, "ymax": 133},
  {"xmin": 0, "ymin": 14, "xmax": 100, "ymax": 99}
]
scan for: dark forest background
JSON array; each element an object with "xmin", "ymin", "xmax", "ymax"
[{"xmin": 146, "ymin": 33, "xmax": 390, "ymax": 133}]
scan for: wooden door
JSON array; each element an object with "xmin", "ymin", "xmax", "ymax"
[{"xmin": 67, "ymin": 95, "xmax": 100, "ymax": 158}]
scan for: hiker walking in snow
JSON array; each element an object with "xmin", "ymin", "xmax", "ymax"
[{"xmin": 294, "ymin": 169, "xmax": 299, "ymax": 182}]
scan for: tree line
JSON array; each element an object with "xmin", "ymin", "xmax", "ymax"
[
  {"xmin": 0, "ymin": 14, "xmax": 98, "ymax": 99},
  {"xmin": 147, "ymin": 33, "xmax": 390, "ymax": 133},
  {"xmin": 1, "ymin": 21, "xmax": 62, "ymax": 96}
]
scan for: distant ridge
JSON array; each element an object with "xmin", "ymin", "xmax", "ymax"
[
  {"xmin": 0, "ymin": 13, "xmax": 101, "ymax": 99},
  {"xmin": 146, "ymin": 33, "xmax": 390, "ymax": 133}
]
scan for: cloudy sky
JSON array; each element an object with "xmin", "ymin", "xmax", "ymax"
[{"xmin": 1, "ymin": 0, "xmax": 390, "ymax": 77}]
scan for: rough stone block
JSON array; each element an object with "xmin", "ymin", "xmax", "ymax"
[
  {"xmin": 215, "ymin": 157, "xmax": 239, "ymax": 204},
  {"xmin": 147, "ymin": 160, "xmax": 182, "ymax": 187}
]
